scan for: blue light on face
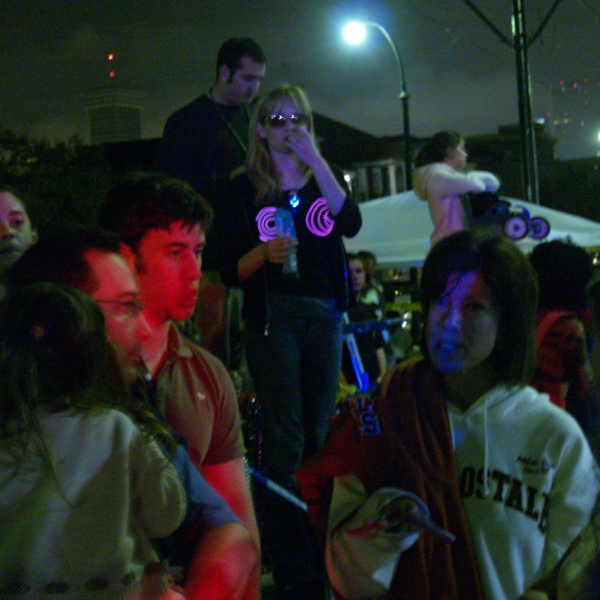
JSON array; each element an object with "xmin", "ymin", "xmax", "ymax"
[{"xmin": 289, "ymin": 193, "xmax": 300, "ymax": 210}]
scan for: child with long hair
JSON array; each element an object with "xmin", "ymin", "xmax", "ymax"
[{"xmin": 0, "ymin": 282, "xmax": 185, "ymax": 599}]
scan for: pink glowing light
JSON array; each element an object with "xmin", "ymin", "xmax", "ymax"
[
  {"xmin": 305, "ymin": 198, "xmax": 334, "ymax": 236},
  {"xmin": 256, "ymin": 207, "xmax": 277, "ymax": 241}
]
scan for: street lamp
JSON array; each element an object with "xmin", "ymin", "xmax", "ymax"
[{"xmin": 343, "ymin": 21, "xmax": 412, "ymax": 190}]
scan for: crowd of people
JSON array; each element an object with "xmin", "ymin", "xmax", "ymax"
[{"xmin": 1, "ymin": 34, "xmax": 599, "ymax": 600}]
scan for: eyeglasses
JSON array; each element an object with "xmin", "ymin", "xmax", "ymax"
[
  {"xmin": 267, "ymin": 113, "xmax": 307, "ymax": 128},
  {"xmin": 96, "ymin": 298, "xmax": 144, "ymax": 319}
]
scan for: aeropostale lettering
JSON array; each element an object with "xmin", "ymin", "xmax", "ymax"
[{"xmin": 459, "ymin": 466, "xmax": 549, "ymax": 533}]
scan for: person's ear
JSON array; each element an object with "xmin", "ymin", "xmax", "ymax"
[{"xmin": 31, "ymin": 229, "xmax": 38, "ymax": 244}]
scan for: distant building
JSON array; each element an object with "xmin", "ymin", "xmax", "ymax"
[
  {"xmin": 312, "ymin": 114, "xmax": 413, "ymax": 202},
  {"xmin": 85, "ymin": 87, "xmax": 145, "ymax": 145},
  {"xmin": 96, "ymin": 116, "xmax": 600, "ymax": 222}
]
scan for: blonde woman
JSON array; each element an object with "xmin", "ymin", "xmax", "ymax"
[{"xmin": 215, "ymin": 84, "xmax": 361, "ymax": 600}]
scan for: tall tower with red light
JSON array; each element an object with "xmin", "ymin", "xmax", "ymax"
[{"xmin": 84, "ymin": 52, "xmax": 145, "ymax": 145}]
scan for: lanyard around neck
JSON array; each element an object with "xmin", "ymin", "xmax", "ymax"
[{"xmin": 209, "ymin": 89, "xmax": 250, "ymax": 154}]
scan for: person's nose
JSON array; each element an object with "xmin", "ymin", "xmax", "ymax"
[
  {"xmin": 183, "ymin": 253, "xmax": 201, "ymax": 281},
  {"xmin": 134, "ymin": 313, "xmax": 152, "ymax": 341},
  {"xmin": 0, "ymin": 222, "xmax": 15, "ymax": 239},
  {"xmin": 441, "ymin": 301, "xmax": 462, "ymax": 330}
]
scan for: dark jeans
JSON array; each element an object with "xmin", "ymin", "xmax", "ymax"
[{"xmin": 246, "ymin": 294, "xmax": 343, "ymax": 599}]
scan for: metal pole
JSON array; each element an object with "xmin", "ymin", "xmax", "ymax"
[
  {"xmin": 512, "ymin": 0, "xmax": 540, "ymax": 204},
  {"xmin": 462, "ymin": 0, "xmax": 564, "ymax": 206},
  {"xmin": 402, "ymin": 94, "xmax": 412, "ymax": 190},
  {"xmin": 365, "ymin": 22, "xmax": 412, "ymax": 191}
]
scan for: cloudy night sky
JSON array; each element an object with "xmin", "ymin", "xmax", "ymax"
[{"xmin": 2, "ymin": 0, "xmax": 599, "ymax": 159}]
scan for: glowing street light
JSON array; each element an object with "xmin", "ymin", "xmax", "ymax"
[
  {"xmin": 343, "ymin": 21, "xmax": 412, "ymax": 190},
  {"xmin": 342, "ymin": 22, "xmax": 368, "ymax": 45}
]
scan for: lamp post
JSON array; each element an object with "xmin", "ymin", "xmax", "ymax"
[{"xmin": 343, "ymin": 21, "xmax": 412, "ymax": 190}]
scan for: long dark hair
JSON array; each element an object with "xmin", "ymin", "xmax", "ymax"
[
  {"xmin": 0, "ymin": 282, "xmax": 176, "ymax": 466},
  {"xmin": 0, "ymin": 283, "xmax": 111, "ymax": 469},
  {"xmin": 415, "ymin": 131, "xmax": 463, "ymax": 167}
]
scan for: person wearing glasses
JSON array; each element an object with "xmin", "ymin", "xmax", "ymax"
[
  {"xmin": 0, "ymin": 282, "xmax": 187, "ymax": 600},
  {"xmin": 8, "ymin": 226, "xmax": 259, "ymax": 600},
  {"xmin": 214, "ymin": 84, "xmax": 362, "ymax": 600}
]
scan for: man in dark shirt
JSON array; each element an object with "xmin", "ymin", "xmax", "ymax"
[
  {"xmin": 154, "ymin": 37, "xmax": 266, "ymax": 211},
  {"xmin": 155, "ymin": 38, "xmax": 266, "ymax": 359}
]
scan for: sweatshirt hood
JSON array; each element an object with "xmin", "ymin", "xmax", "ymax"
[
  {"xmin": 453, "ymin": 384, "xmax": 547, "ymax": 422},
  {"xmin": 448, "ymin": 384, "xmax": 549, "ymax": 496}
]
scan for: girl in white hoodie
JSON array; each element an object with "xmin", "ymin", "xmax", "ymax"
[{"xmin": 299, "ymin": 231, "xmax": 598, "ymax": 600}]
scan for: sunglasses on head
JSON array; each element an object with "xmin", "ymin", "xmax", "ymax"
[{"xmin": 267, "ymin": 113, "xmax": 308, "ymax": 128}]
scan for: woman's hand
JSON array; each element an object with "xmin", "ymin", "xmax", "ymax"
[
  {"xmin": 238, "ymin": 237, "xmax": 296, "ymax": 282},
  {"xmin": 263, "ymin": 237, "xmax": 296, "ymax": 265},
  {"xmin": 285, "ymin": 124, "xmax": 348, "ymax": 216},
  {"xmin": 285, "ymin": 125, "xmax": 320, "ymax": 168}
]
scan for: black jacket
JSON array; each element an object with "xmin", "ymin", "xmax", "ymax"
[{"xmin": 212, "ymin": 170, "xmax": 362, "ymax": 332}]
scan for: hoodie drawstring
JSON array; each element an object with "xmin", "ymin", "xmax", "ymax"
[{"xmin": 482, "ymin": 394, "xmax": 492, "ymax": 497}]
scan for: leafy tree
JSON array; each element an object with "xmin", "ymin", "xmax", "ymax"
[{"xmin": 0, "ymin": 128, "xmax": 115, "ymax": 232}]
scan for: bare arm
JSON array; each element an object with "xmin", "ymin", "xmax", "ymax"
[
  {"xmin": 426, "ymin": 165, "xmax": 499, "ymax": 199},
  {"xmin": 185, "ymin": 522, "xmax": 259, "ymax": 600},
  {"xmin": 376, "ymin": 347, "xmax": 387, "ymax": 384},
  {"xmin": 202, "ymin": 458, "xmax": 261, "ymax": 600}
]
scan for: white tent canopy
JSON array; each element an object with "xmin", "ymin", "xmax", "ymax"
[{"xmin": 345, "ymin": 191, "xmax": 600, "ymax": 268}]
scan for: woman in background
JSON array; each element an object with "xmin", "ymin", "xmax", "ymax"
[
  {"xmin": 529, "ymin": 239, "xmax": 594, "ymax": 428},
  {"xmin": 413, "ymin": 131, "xmax": 500, "ymax": 245},
  {"xmin": 342, "ymin": 253, "xmax": 387, "ymax": 389}
]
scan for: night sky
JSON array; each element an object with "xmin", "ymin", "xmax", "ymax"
[{"xmin": 2, "ymin": 0, "xmax": 599, "ymax": 159}]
